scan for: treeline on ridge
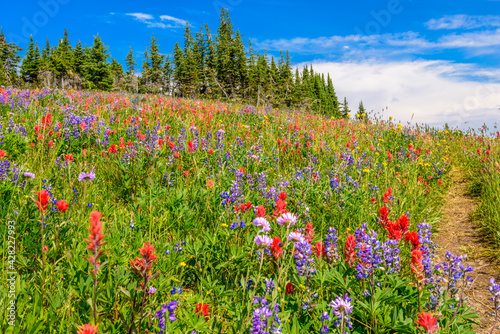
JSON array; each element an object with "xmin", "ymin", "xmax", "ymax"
[{"xmin": 0, "ymin": 9, "xmax": 355, "ymax": 118}]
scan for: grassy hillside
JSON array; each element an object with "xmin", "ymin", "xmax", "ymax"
[{"xmin": 0, "ymin": 87, "xmax": 497, "ymax": 333}]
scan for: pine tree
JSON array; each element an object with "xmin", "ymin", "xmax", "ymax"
[
  {"xmin": 83, "ymin": 35, "xmax": 112, "ymax": 91},
  {"xmin": 72, "ymin": 41, "xmax": 85, "ymax": 76},
  {"xmin": 183, "ymin": 23, "xmax": 199, "ymax": 97},
  {"xmin": 124, "ymin": 46, "xmax": 136, "ymax": 75},
  {"xmin": 215, "ymin": 8, "xmax": 236, "ymax": 98},
  {"xmin": 52, "ymin": 28, "xmax": 73, "ymax": 88},
  {"xmin": 341, "ymin": 97, "xmax": 350, "ymax": 118},
  {"xmin": 20, "ymin": 35, "xmax": 41, "ymax": 84},
  {"xmin": 141, "ymin": 34, "xmax": 164, "ymax": 93},
  {"xmin": 172, "ymin": 42, "xmax": 185, "ymax": 96},
  {"xmin": 163, "ymin": 54, "xmax": 172, "ymax": 95},
  {"xmin": 357, "ymin": 100, "xmax": 367, "ymax": 120},
  {"xmin": 0, "ymin": 28, "xmax": 22, "ymax": 86}
]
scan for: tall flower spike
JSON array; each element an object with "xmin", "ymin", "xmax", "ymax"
[{"xmin": 36, "ymin": 189, "xmax": 49, "ymax": 212}]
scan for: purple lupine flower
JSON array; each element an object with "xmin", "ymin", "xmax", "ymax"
[
  {"xmin": 354, "ymin": 229, "xmax": 382, "ymax": 279},
  {"xmin": 381, "ymin": 239, "xmax": 400, "ymax": 274},
  {"xmin": 251, "ymin": 296, "xmax": 281, "ymax": 334},
  {"xmin": 155, "ymin": 300, "xmax": 178, "ymax": 333},
  {"xmin": 264, "ymin": 278, "xmax": 274, "ymax": 295},
  {"xmin": 490, "ymin": 278, "xmax": 500, "ymax": 312},
  {"xmin": 294, "ymin": 239, "xmax": 315, "ymax": 279},
  {"xmin": 324, "ymin": 227, "xmax": 339, "ymax": 263},
  {"xmin": 24, "ymin": 172, "xmax": 35, "ymax": 179}
]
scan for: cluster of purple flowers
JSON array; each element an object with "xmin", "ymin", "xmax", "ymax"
[
  {"xmin": 381, "ymin": 239, "xmax": 400, "ymax": 274},
  {"xmin": 230, "ymin": 220, "xmax": 246, "ymax": 230},
  {"xmin": 294, "ymin": 239, "xmax": 315, "ymax": 280},
  {"xmin": 324, "ymin": 227, "xmax": 339, "ymax": 264},
  {"xmin": 250, "ymin": 295, "xmax": 282, "ymax": 334},
  {"xmin": 354, "ymin": 226, "xmax": 382, "ymax": 280},
  {"xmin": 155, "ymin": 300, "xmax": 178, "ymax": 333}
]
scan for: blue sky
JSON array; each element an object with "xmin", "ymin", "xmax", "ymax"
[{"xmin": 1, "ymin": 0, "xmax": 499, "ymax": 129}]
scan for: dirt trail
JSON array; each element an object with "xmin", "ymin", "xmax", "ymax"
[{"xmin": 434, "ymin": 169, "xmax": 499, "ymax": 333}]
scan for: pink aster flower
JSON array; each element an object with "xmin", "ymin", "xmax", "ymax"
[
  {"xmin": 277, "ymin": 212, "xmax": 297, "ymax": 226},
  {"xmin": 254, "ymin": 235, "xmax": 272, "ymax": 248}
]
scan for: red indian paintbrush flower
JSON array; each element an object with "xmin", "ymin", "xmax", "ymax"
[
  {"xmin": 271, "ymin": 236, "xmax": 283, "ymax": 259},
  {"xmin": 77, "ymin": 323, "xmax": 98, "ymax": 334},
  {"xmin": 304, "ymin": 222, "xmax": 315, "ymax": 243},
  {"xmin": 313, "ymin": 242, "xmax": 327, "ymax": 258},
  {"xmin": 36, "ymin": 190, "xmax": 49, "ymax": 212},
  {"xmin": 405, "ymin": 231, "xmax": 420, "ymax": 250},
  {"xmin": 84, "ymin": 211, "xmax": 106, "ymax": 275},
  {"xmin": 108, "ymin": 144, "xmax": 117, "ymax": 154},
  {"xmin": 65, "ymin": 154, "xmax": 74, "ymax": 162},
  {"xmin": 256, "ymin": 205, "xmax": 266, "ymax": 217},
  {"xmin": 130, "ymin": 242, "xmax": 158, "ymax": 275},
  {"xmin": 344, "ymin": 234, "xmax": 357, "ymax": 267},
  {"xmin": 57, "ymin": 200, "xmax": 69, "ymax": 213},
  {"xmin": 415, "ymin": 312, "xmax": 439, "ymax": 333},
  {"xmin": 410, "ymin": 249, "xmax": 425, "ymax": 281},
  {"xmin": 195, "ymin": 303, "xmax": 211, "ymax": 317}
]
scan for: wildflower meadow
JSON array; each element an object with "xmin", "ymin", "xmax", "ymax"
[{"xmin": 0, "ymin": 87, "xmax": 499, "ymax": 333}]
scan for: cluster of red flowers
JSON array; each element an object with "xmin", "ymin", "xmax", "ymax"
[
  {"xmin": 36, "ymin": 190, "xmax": 49, "ymax": 212},
  {"xmin": 378, "ymin": 206, "xmax": 421, "ymax": 249},
  {"xmin": 57, "ymin": 200, "xmax": 69, "ymax": 213},
  {"xmin": 84, "ymin": 211, "xmax": 106, "ymax": 275},
  {"xmin": 270, "ymin": 237, "xmax": 283, "ymax": 258},
  {"xmin": 410, "ymin": 249, "xmax": 425, "ymax": 281},
  {"xmin": 344, "ymin": 234, "xmax": 357, "ymax": 267},
  {"xmin": 382, "ymin": 187, "xmax": 393, "ymax": 204},
  {"xmin": 415, "ymin": 312, "xmax": 439, "ymax": 333},
  {"xmin": 272, "ymin": 192, "xmax": 289, "ymax": 219},
  {"xmin": 235, "ymin": 201, "xmax": 252, "ymax": 213},
  {"xmin": 195, "ymin": 303, "xmax": 211, "ymax": 317},
  {"xmin": 130, "ymin": 242, "xmax": 158, "ymax": 275}
]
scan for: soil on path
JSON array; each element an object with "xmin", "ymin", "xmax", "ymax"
[{"xmin": 434, "ymin": 169, "xmax": 499, "ymax": 333}]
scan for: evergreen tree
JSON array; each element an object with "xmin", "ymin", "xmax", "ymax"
[
  {"xmin": 83, "ymin": 35, "xmax": 112, "ymax": 91},
  {"xmin": 72, "ymin": 41, "xmax": 85, "ymax": 76},
  {"xmin": 357, "ymin": 100, "xmax": 367, "ymax": 120},
  {"xmin": 163, "ymin": 54, "xmax": 172, "ymax": 95},
  {"xmin": 141, "ymin": 35, "xmax": 164, "ymax": 93},
  {"xmin": 52, "ymin": 28, "xmax": 73, "ymax": 88},
  {"xmin": 215, "ymin": 8, "xmax": 236, "ymax": 98},
  {"xmin": 172, "ymin": 42, "xmax": 185, "ymax": 96},
  {"xmin": 124, "ymin": 46, "xmax": 136, "ymax": 75},
  {"xmin": 182, "ymin": 23, "xmax": 199, "ymax": 97},
  {"xmin": 20, "ymin": 35, "xmax": 41, "ymax": 84},
  {"xmin": 0, "ymin": 28, "xmax": 22, "ymax": 86},
  {"xmin": 341, "ymin": 97, "xmax": 350, "ymax": 118}
]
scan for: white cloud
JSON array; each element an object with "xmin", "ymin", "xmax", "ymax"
[
  {"xmin": 300, "ymin": 60, "xmax": 500, "ymax": 130},
  {"xmin": 160, "ymin": 15, "xmax": 187, "ymax": 27},
  {"xmin": 126, "ymin": 13, "xmax": 154, "ymax": 22},
  {"xmin": 426, "ymin": 15, "xmax": 500, "ymax": 30},
  {"xmin": 124, "ymin": 13, "xmax": 186, "ymax": 29},
  {"xmin": 255, "ymin": 29, "xmax": 500, "ymax": 58}
]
